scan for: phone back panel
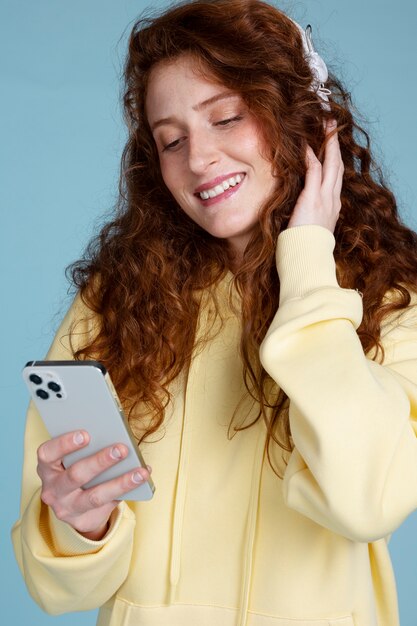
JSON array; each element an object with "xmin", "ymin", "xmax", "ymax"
[{"xmin": 22, "ymin": 360, "xmax": 154, "ymax": 501}]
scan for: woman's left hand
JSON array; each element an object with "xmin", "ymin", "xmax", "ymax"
[{"xmin": 288, "ymin": 120, "xmax": 344, "ymax": 233}]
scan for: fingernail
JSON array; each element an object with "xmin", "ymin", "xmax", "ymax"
[
  {"xmin": 110, "ymin": 446, "xmax": 122, "ymax": 460},
  {"xmin": 132, "ymin": 471, "xmax": 143, "ymax": 484},
  {"xmin": 146, "ymin": 465, "xmax": 152, "ymax": 473},
  {"xmin": 73, "ymin": 431, "xmax": 84, "ymax": 445}
]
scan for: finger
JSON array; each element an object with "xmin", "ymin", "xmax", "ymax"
[
  {"xmin": 77, "ymin": 466, "xmax": 152, "ymax": 513},
  {"xmin": 37, "ymin": 430, "xmax": 90, "ymax": 471},
  {"xmin": 325, "ymin": 118, "xmax": 338, "ymax": 134},
  {"xmin": 323, "ymin": 121, "xmax": 340, "ymax": 160},
  {"xmin": 322, "ymin": 126, "xmax": 342, "ymax": 190},
  {"xmin": 333, "ymin": 161, "xmax": 344, "ymax": 204},
  {"xmin": 59, "ymin": 443, "xmax": 129, "ymax": 495},
  {"xmin": 303, "ymin": 145, "xmax": 323, "ymax": 196}
]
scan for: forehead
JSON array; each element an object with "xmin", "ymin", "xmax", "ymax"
[{"xmin": 145, "ymin": 55, "xmax": 233, "ymax": 125}]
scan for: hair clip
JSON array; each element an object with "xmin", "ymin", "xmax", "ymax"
[{"xmin": 290, "ymin": 19, "xmax": 332, "ymax": 111}]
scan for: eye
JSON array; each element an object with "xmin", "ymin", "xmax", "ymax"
[
  {"xmin": 162, "ymin": 137, "xmax": 183, "ymax": 152},
  {"xmin": 214, "ymin": 115, "xmax": 243, "ymax": 126}
]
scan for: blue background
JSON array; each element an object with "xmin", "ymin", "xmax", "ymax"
[{"xmin": 2, "ymin": 0, "xmax": 416, "ymax": 624}]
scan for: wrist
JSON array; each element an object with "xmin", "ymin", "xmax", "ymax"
[
  {"xmin": 77, "ymin": 519, "xmax": 110, "ymax": 541},
  {"xmin": 287, "ymin": 216, "xmax": 336, "ymax": 233}
]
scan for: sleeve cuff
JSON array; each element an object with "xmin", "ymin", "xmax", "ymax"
[
  {"xmin": 277, "ymin": 225, "xmax": 339, "ymax": 304},
  {"xmin": 48, "ymin": 502, "xmax": 128, "ymax": 556}
]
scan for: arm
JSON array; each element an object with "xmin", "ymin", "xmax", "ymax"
[
  {"xmin": 11, "ymin": 295, "xmax": 138, "ymax": 614},
  {"xmin": 260, "ymin": 121, "xmax": 417, "ymax": 542},
  {"xmin": 260, "ymin": 230, "xmax": 417, "ymax": 543}
]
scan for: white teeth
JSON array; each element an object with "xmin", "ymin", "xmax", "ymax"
[{"xmin": 198, "ymin": 174, "xmax": 244, "ymax": 199}]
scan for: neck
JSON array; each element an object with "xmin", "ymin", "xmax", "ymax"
[{"xmin": 226, "ymin": 234, "xmax": 250, "ymax": 274}]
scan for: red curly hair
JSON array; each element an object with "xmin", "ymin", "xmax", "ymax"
[{"xmin": 69, "ymin": 0, "xmax": 417, "ymax": 472}]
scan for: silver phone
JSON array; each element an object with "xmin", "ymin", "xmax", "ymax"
[{"xmin": 22, "ymin": 360, "xmax": 155, "ymax": 501}]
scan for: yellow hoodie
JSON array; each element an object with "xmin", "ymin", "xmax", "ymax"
[{"xmin": 12, "ymin": 226, "xmax": 417, "ymax": 626}]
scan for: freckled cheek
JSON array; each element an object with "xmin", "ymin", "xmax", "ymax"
[
  {"xmin": 160, "ymin": 164, "xmax": 179, "ymax": 197},
  {"xmin": 229, "ymin": 127, "xmax": 271, "ymax": 163},
  {"xmin": 160, "ymin": 167, "xmax": 191, "ymax": 207}
]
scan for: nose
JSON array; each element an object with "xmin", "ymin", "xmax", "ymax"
[{"xmin": 187, "ymin": 130, "xmax": 219, "ymax": 175}]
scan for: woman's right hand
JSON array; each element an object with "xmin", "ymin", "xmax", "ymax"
[{"xmin": 37, "ymin": 430, "xmax": 151, "ymax": 541}]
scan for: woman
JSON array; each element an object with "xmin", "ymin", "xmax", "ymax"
[{"xmin": 12, "ymin": 1, "xmax": 417, "ymax": 625}]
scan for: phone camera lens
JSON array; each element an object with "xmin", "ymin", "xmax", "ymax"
[
  {"xmin": 29, "ymin": 374, "xmax": 42, "ymax": 385},
  {"xmin": 48, "ymin": 382, "xmax": 61, "ymax": 393},
  {"xmin": 36, "ymin": 389, "xmax": 49, "ymax": 400}
]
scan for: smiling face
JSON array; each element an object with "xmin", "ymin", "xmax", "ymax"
[{"xmin": 145, "ymin": 55, "xmax": 277, "ymax": 259}]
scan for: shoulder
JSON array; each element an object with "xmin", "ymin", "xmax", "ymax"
[
  {"xmin": 377, "ymin": 288, "xmax": 417, "ymax": 368},
  {"xmin": 45, "ymin": 291, "xmax": 99, "ymax": 360},
  {"xmin": 380, "ymin": 289, "xmax": 417, "ymax": 336}
]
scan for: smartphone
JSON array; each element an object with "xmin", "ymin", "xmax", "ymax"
[{"xmin": 22, "ymin": 360, "xmax": 155, "ymax": 501}]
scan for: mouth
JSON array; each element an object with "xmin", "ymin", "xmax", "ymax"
[{"xmin": 194, "ymin": 173, "xmax": 246, "ymax": 202}]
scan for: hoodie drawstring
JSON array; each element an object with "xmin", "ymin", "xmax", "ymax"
[
  {"xmin": 168, "ymin": 290, "xmax": 210, "ymax": 602},
  {"xmin": 168, "ymin": 380, "xmax": 193, "ymax": 600},
  {"xmin": 237, "ymin": 425, "xmax": 266, "ymax": 626}
]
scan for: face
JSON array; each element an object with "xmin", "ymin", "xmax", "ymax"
[{"xmin": 145, "ymin": 55, "xmax": 277, "ymax": 258}]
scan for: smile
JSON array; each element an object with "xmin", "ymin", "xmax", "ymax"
[{"xmin": 197, "ymin": 174, "xmax": 245, "ymax": 200}]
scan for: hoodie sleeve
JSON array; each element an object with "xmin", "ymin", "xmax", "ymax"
[
  {"xmin": 260, "ymin": 225, "xmax": 417, "ymax": 543},
  {"xmin": 11, "ymin": 294, "xmax": 136, "ymax": 614}
]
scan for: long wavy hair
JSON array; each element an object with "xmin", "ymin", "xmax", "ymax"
[{"xmin": 69, "ymin": 0, "xmax": 417, "ymax": 473}]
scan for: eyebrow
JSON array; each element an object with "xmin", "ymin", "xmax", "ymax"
[{"xmin": 150, "ymin": 91, "xmax": 238, "ymax": 132}]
